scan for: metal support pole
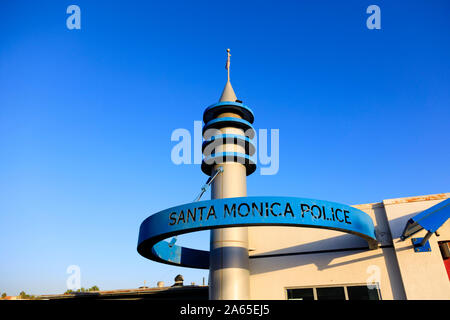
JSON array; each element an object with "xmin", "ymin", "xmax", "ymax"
[{"xmin": 419, "ymin": 231, "xmax": 432, "ymax": 247}]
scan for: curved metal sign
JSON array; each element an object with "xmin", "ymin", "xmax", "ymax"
[{"xmin": 137, "ymin": 196, "xmax": 378, "ymax": 269}]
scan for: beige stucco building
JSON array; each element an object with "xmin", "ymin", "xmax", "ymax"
[{"xmin": 247, "ymin": 193, "xmax": 450, "ymax": 300}]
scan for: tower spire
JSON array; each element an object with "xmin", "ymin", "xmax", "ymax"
[
  {"xmin": 226, "ymin": 48, "xmax": 231, "ymax": 81},
  {"xmin": 220, "ymin": 48, "xmax": 237, "ymax": 102}
]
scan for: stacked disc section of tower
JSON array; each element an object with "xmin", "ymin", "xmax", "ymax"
[{"xmin": 202, "ymin": 101, "xmax": 256, "ymax": 176}]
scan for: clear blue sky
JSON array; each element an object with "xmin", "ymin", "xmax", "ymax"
[{"xmin": 1, "ymin": 0, "xmax": 449, "ymax": 295}]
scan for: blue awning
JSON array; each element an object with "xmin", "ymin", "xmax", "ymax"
[{"xmin": 401, "ymin": 198, "xmax": 450, "ymax": 241}]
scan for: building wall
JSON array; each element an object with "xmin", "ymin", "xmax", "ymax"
[
  {"xmin": 247, "ymin": 193, "xmax": 450, "ymax": 300},
  {"xmin": 382, "ymin": 195, "xmax": 450, "ymax": 299}
]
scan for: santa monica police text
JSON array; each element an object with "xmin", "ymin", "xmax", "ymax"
[{"xmin": 168, "ymin": 200, "xmax": 352, "ymax": 226}]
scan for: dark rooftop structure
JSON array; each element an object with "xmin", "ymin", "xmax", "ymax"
[
  {"xmin": 39, "ymin": 275, "xmax": 207, "ymax": 300},
  {"xmin": 40, "ymin": 285, "xmax": 208, "ymax": 300}
]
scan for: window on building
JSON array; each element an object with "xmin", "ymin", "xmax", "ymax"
[
  {"xmin": 347, "ymin": 285, "xmax": 380, "ymax": 300},
  {"xmin": 287, "ymin": 284, "xmax": 381, "ymax": 300},
  {"xmin": 286, "ymin": 288, "xmax": 314, "ymax": 300},
  {"xmin": 438, "ymin": 241, "xmax": 450, "ymax": 281},
  {"xmin": 316, "ymin": 287, "xmax": 346, "ymax": 300}
]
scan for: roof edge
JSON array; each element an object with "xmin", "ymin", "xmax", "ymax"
[{"xmin": 352, "ymin": 192, "xmax": 450, "ymax": 209}]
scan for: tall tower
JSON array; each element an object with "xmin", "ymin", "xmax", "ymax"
[{"xmin": 201, "ymin": 49, "xmax": 256, "ymax": 300}]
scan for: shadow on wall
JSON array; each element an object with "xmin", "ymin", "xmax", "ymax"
[
  {"xmin": 248, "ymin": 211, "xmax": 419, "ymax": 272},
  {"xmin": 248, "ymin": 234, "xmax": 414, "ymax": 273},
  {"xmin": 246, "ymin": 212, "xmax": 423, "ymax": 300}
]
